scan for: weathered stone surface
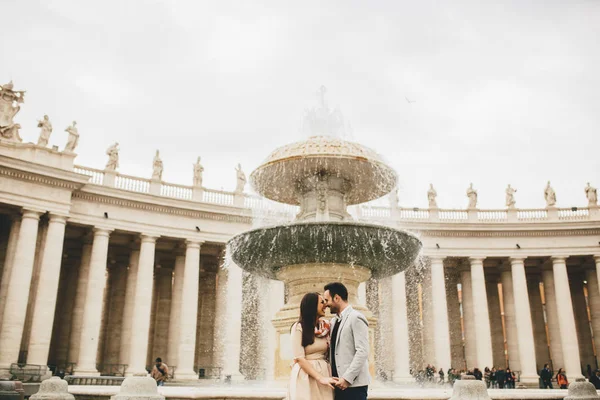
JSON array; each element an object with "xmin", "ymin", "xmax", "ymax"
[
  {"xmin": 564, "ymin": 378, "xmax": 600, "ymax": 400},
  {"xmin": 449, "ymin": 375, "xmax": 491, "ymax": 400},
  {"xmin": 30, "ymin": 377, "xmax": 74, "ymax": 400},
  {"xmin": 110, "ymin": 377, "xmax": 164, "ymax": 400}
]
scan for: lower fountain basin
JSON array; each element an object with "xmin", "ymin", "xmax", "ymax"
[{"xmin": 228, "ymin": 221, "xmax": 422, "ymax": 280}]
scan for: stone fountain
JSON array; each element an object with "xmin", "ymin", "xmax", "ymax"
[{"xmin": 228, "ymin": 88, "xmax": 422, "ymax": 379}]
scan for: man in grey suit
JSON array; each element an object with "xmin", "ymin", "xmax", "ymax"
[{"xmin": 323, "ymin": 282, "xmax": 370, "ymax": 400}]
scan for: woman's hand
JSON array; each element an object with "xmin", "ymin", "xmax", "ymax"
[{"xmin": 318, "ymin": 376, "xmax": 339, "ymax": 389}]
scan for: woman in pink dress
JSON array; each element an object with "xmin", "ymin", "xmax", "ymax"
[{"xmin": 288, "ymin": 292, "xmax": 338, "ymax": 400}]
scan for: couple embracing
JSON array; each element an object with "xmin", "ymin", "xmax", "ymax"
[{"xmin": 288, "ymin": 282, "xmax": 370, "ymax": 400}]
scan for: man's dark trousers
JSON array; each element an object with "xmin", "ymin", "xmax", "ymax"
[{"xmin": 334, "ymin": 386, "xmax": 368, "ymax": 400}]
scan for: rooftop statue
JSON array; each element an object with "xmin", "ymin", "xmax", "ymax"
[
  {"xmin": 544, "ymin": 181, "xmax": 557, "ymax": 207},
  {"xmin": 466, "ymin": 183, "xmax": 478, "ymax": 209},
  {"xmin": 235, "ymin": 163, "xmax": 246, "ymax": 193},
  {"xmin": 585, "ymin": 182, "xmax": 597, "ymax": 206},
  {"xmin": 37, "ymin": 115, "xmax": 53, "ymax": 147},
  {"xmin": 64, "ymin": 121, "xmax": 79, "ymax": 152},
  {"xmin": 302, "ymin": 85, "xmax": 347, "ymax": 137},
  {"xmin": 105, "ymin": 142, "xmax": 119, "ymax": 171},
  {"xmin": 0, "ymin": 81, "xmax": 25, "ymax": 143},
  {"xmin": 193, "ymin": 156, "xmax": 204, "ymax": 187},
  {"xmin": 152, "ymin": 150, "xmax": 163, "ymax": 180},
  {"xmin": 427, "ymin": 184, "xmax": 438, "ymax": 208},
  {"xmin": 505, "ymin": 184, "xmax": 517, "ymax": 209}
]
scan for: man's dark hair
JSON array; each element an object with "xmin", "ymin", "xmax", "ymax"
[
  {"xmin": 324, "ymin": 282, "xmax": 348, "ymax": 301},
  {"xmin": 155, "ymin": 357, "xmax": 162, "ymax": 363}
]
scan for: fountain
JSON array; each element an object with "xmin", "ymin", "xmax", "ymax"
[{"xmin": 228, "ymin": 88, "xmax": 423, "ymax": 379}]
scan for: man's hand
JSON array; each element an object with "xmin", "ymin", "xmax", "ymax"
[{"xmin": 335, "ymin": 378, "xmax": 350, "ymax": 390}]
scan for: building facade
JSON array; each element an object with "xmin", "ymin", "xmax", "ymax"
[{"xmin": 0, "ymin": 139, "xmax": 599, "ymax": 384}]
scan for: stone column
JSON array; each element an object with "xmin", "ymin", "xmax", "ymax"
[
  {"xmin": 358, "ymin": 282, "xmax": 367, "ymax": 306},
  {"xmin": 501, "ymin": 268, "xmax": 520, "ymax": 372},
  {"xmin": 0, "ymin": 210, "xmax": 41, "ymax": 373},
  {"xmin": 119, "ymin": 248, "xmax": 140, "ymax": 366},
  {"xmin": 509, "ymin": 257, "xmax": 538, "ymax": 383},
  {"xmin": 445, "ymin": 269, "xmax": 464, "ymax": 369},
  {"xmin": 552, "ymin": 256, "xmax": 583, "ymax": 381},
  {"xmin": 214, "ymin": 261, "xmax": 244, "ymax": 380},
  {"xmin": 595, "ymin": 256, "xmax": 600, "ymax": 298},
  {"xmin": 469, "ymin": 257, "xmax": 493, "ymax": 369},
  {"xmin": 27, "ymin": 215, "xmax": 68, "ymax": 366},
  {"xmin": 175, "ymin": 240, "xmax": 201, "ymax": 379},
  {"xmin": 527, "ymin": 274, "xmax": 549, "ymax": 373},
  {"xmin": 541, "ymin": 267, "xmax": 563, "ymax": 372},
  {"xmin": 73, "ymin": 228, "xmax": 112, "ymax": 375},
  {"xmin": 0, "ymin": 216, "xmax": 20, "ymax": 330},
  {"xmin": 421, "ymin": 269, "xmax": 434, "ymax": 365},
  {"xmin": 570, "ymin": 276, "xmax": 595, "ymax": 369},
  {"xmin": 125, "ymin": 234, "xmax": 158, "ymax": 376},
  {"xmin": 265, "ymin": 279, "xmax": 285, "ymax": 381},
  {"xmin": 460, "ymin": 269, "xmax": 477, "ymax": 369},
  {"xmin": 586, "ymin": 267, "xmax": 600, "ymax": 370},
  {"xmin": 430, "ymin": 257, "xmax": 451, "ymax": 371},
  {"xmin": 68, "ymin": 238, "xmax": 93, "ymax": 365},
  {"xmin": 391, "ymin": 272, "xmax": 412, "ymax": 382},
  {"xmin": 486, "ymin": 276, "xmax": 504, "ymax": 368},
  {"xmin": 167, "ymin": 254, "xmax": 185, "ymax": 366}
]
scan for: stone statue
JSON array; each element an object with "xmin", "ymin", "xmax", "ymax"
[
  {"xmin": 585, "ymin": 182, "xmax": 598, "ymax": 206},
  {"xmin": 302, "ymin": 85, "xmax": 348, "ymax": 137},
  {"xmin": 64, "ymin": 121, "xmax": 79, "ymax": 152},
  {"xmin": 427, "ymin": 184, "xmax": 438, "ymax": 208},
  {"xmin": 0, "ymin": 81, "xmax": 25, "ymax": 143},
  {"xmin": 466, "ymin": 183, "xmax": 478, "ymax": 209},
  {"xmin": 235, "ymin": 163, "xmax": 246, "ymax": 193},
  {"xmin": 36, "ymin": 115, "xmax": 53, "ymax": 147},
  {"xmin": 152, "ymin": 150, "xmax": 163, "ymax": 180},
  {"xmin": 193, "ymin": 156, "xmax": 204, "ymax": 187},
  {"xmin": 105, "ymin": 142, "xmax": 119, "ymax": 171},
  {"xmin": 505, "ymin": 184, "xmax": 517, "ymax": 208},
  {"xmin": 544, "ymin": 181, "xmax": 557, "ymax": 207}
]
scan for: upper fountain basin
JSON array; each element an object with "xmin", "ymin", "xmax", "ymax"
[
  {"xmin": 250, "ymin": 136, "xmax": 397, "ymax": 206},
  {"xmin": 228, "ymin": 221, "xmax": 422, "ymax": 280}
]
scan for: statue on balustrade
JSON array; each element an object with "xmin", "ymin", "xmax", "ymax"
[
  {"xmin": 152, "ymin": 150, "xmax": 163, "ymax": 180},
  {"xmin": 585, "ymin": 183, "xmax": 598, "ymax": 206},
  {"xmin": 193, "ymin": 156, "xmax": 204, "ymax": 187},
  {"xmin": 427, "ymin": 184, "xmax": 438, "ymax": 208},
  {"xmin": 36, "ymin": 115, "xmax": 53, "ymax": 147},
  {"xmin": 64, "ymin": 121, "xmax": 79, "ymax": 152},
  {"xmin": 0, "ymin": 81, "xmax": 25, "ymax": 143},
  {"xmin": 389, "ymin": 187, "xmax": 399, "ymax": 208},
  {"xmin": 235, "ymin": 163, "xmax": 246, "ymax": 193},
  {"xmin": 105, "ymin": 142, "xmax": 119, "ymax": 171},
  {"xmin": 544, "ymin": 181, "xmax": 556, "ymax": 207},
  {"xmin": 505, "ymin": 184, "xmax": 517, "ymax": 209},
  {"xmin": 466, "ymin": 183, "xmax": 477, "ymax": 209}
]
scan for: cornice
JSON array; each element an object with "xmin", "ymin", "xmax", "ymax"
[
  {"xmin": 0, "ymin": 155, "xmax": 89, "ymax": 189},
  {"xmin": 72, "ymin": 191, "xmax": 253, "ymax": 224},
  {"xmin": 414, "ymin": 228, "xmax": 600, "ymax": 238}
]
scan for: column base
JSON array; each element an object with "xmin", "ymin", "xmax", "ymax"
[
  {"xmin": 173, "ymin": 370, "xmax": 198, "ymax": 380},
  {"xmin": 518, "ymin": 374, "xmax": 542, "ymax": 387}
]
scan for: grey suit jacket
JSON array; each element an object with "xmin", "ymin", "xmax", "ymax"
[{"xmin": 330, "ymin": 306, "xmax": 371, "ymax": 387}]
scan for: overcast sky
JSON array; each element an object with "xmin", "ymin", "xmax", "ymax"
[{"xmin": 3, "ymin": 0, "xmax": 599, "ymax": 209}]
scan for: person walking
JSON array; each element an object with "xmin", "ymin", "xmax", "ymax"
[
  {"xmin": 505, "ymin": 368, "xmax": 515, "ymax": 389},
  {"xmin": 556, "ymin": 368, "xmax": 569, "ymax": 389},
  {"xmin": 495, "ymin": 368, "xmax": 506, "ymax": 389},
  {"xmin": 589, "ymin": 370, "xmax": 600, "ymax": 389},
  {"xmin": 484, "ymin": 367, "xmax": 491, "ymax": 388},
  {"xmin": 540, "ymin": 364, "xmax": 553, "ymax": 389}
]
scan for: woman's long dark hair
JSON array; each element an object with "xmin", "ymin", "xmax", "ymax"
[{"xmin": 299, "ymin": 292, "xmax": 320, "ymax": 347}]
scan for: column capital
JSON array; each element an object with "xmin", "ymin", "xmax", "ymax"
[
  {"xmin": 509, "ymin": 257, "xmax": 527, "ymax": 265},
  {"xmin": 21, "ymin": 209, "xmax": 43, "ymax": 220},
  {"xmin": 551, "ymin": 256, "xmax": 569, "ymax": 263},
  {"xmin": 468, "ymin": 257, "xmax": 485, "ymax": 265},
  {"xmin": 428, "ymin": 256, "xmax": 445, "ymax": 265},
  {"xmin": 93, "ymin": 227, "xmax": 113, "ymax": 237},
  {"xmin": 185, "ymin": 239, "xmax": 204, "ymax": 249},
  {"xmin": 48, "ymin": 214, "xmax": 68, "ymax": 225},
  {"xmin": 139, "ymin": 233, "xmax": 159, "ymax": 243}
]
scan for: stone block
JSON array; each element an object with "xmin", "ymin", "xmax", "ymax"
[
  {"xmin": 29, "ymin": 377, "xmax": 73, "ymax": 400},
  {"xmin": 449, "ymin": 375, "xmax": 491, "ymax": 400},
  {"xmin": 0, "ymin": 381, "xmax": 21, "ymax": 400},
  {"xmin": 110, "ymin": 377, "xmax": 164, "ymax": 400}
]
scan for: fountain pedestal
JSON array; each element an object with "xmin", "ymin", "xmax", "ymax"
[{"xmin": 271, "ymin": 263, "xmax": 377, "ymax": 379}]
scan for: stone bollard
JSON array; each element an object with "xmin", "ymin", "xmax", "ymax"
[
  {"xmin": 564, "ymin": 378, "xmax": 600, "ymax": 400},
  {"xmin": 449, "ymin": 375, "xmax": 491, "ymax": 400},
  {"xmin": 111, "ymin": 377, "xmax": 165, "ymax": 400},
  {"xmin": 0, "ymin": 381, "xmax": 21, "ymax": 400},
  {"xmin": 30, "ymin": 377, "xmax": 74, "ymax": 400}
]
